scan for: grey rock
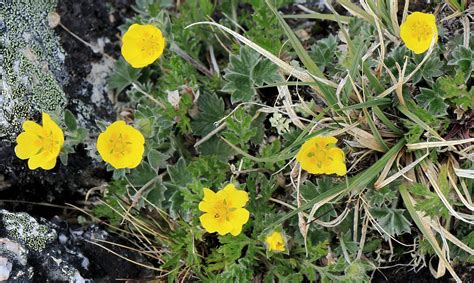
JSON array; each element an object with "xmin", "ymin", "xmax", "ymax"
[
  {"xmin": 0, "ymin": 210, "xmax": 85, "ymax": 282},
  {"xmin": 0, "ymin": 0, "xmax": 67, "ymax": 139}
]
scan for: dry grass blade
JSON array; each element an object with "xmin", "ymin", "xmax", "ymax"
[
  {"xmin": 406, "ymin": 138, "xmax": 474, "ymax": 150},
  {"xmin": 374, "ymin": 151, "xmax": 429, "ymax": 189},
  {"xmin": 84, "ymin": 239, "xmax": 169, "ymax": 273},
  {"xmin": 400, "ymin": 186, "xmax": 462, "ymax": 282},
  {"xmin": 186, "ymin": 22, "xmax": 338, "ymax": 89},
  {"xmin": 345, "ymin": 126, "xmax": 386, "ymax": 152}
]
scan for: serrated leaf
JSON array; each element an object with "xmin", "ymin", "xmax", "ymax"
[
  {"xmin": 309, "ymin": 35, "xmax": 338, "ymax": 72},
  {"xmin": 223, "ymin": 108, "xmax": 257, "ymax": 147},
  {"xmin": 416, "ymin": 88, "xmax": 448, "ymax": 117},
  {"xmin": 448, "ymin": 46, "xmax": 473, "ymax": 81},
  {"xmin": 366, "ymin": 185, "xmax": 398, "ymax": 206},
  {"xmin": 108, "ymin": 58, "xmax": 142, "ymax": 93},
  {"xmin": 196, "ymin": 136, "xmax": 233, "ymax": 160},
  {"xmin": 167, "ymin": 158, "xmax": 192, "ymax": 186},
  {"xmin": 252, "ymin": 58, "xmax": 281, "ymax": 85},
  {"xmin": 437, "ymin": 72, "xmax": 473, "ymax": 109},
  {"xmin": 191, "ymin": 92, "xmax": 225, "ymax": 136},
  {"xmin": 128, "ymin": 162, "xmax": 156, "ymax": 187},
  {"xmin": 147, "ymin": 149, "xmax": 169, "ymax": 171},
  {"xmin": 223, "ymin": 46, "xmax": 279, "ymax": 103},
  {"xmin": 412, "ymin": 56, "xmax": 444, "ymax": 84},
  {"xmin": 370, "ymin": 207, "xmax": 411, "ymax": 238},
  {"xmin": 410, "ymin": 182, "xmax": 449, "ymax": 219}
]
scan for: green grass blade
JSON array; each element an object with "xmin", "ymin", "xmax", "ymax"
[
  {"xmin": 340, "ymin": 98, "xmax": 391, "ymax": 110},
  {"xmin": 265, "ymin": 0, "xmax": 338, "ymax": 107},
  {"xmin": 283, "ymin": 13, "xmax": 352, "ymax": 24},
  {"xmin": 373, "ymin": 106, "xmax": 403, "ymax": 135},
  {"xmin": 400, "ymin": 185, "xmax": 462, "ymax": 282}
]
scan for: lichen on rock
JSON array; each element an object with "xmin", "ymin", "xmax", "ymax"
[
  {"xmin": 0, "ymin": 0, "xmax": 67, "ymax": 139},
  {"xmin": 0, "ymin": 210, "xmax": 56, "ymax": 252}
]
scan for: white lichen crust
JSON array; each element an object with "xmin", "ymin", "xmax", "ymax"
[
  {"xmin": 0, "ymin": 0, "xmax": 67, "ymax": 139},
  {"xmin": 0, "ymin": 210, "xmax": 56, "ymax": 252}
]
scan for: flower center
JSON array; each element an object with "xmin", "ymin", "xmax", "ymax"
[
  {"xmin": 276, "ymin": 241, "xmax": 284, "ymax": 249},
  {"xmin": 109, "ymin": 133, "xmax": 132, "ymax": 157},
  {"xmin": 141, "ymin": 32, "xmax": 161, "ymax": 56},
  {"xmin": 212, "ymin": 200, "xmax": 235, "ymax": 222},
  {"xmin": 36, "ymin": 129, "xmax": 58, "ymax": 155},
  {"xmin": 410, "ymin": 20, "xmax": 433, "ymax": 42},
  {"xmin": 306, "ymin": 142, "xmax": 333, "ymax": 168}
]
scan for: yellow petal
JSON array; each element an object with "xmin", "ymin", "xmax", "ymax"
[
  {"xmin": 215, "ymin": 221, "xmax": 233, "ymax": 236},
  {"xmin": 121, "ymin": 24, "xmax": 165, "ymax": 68},
  {"xmin": 400, "ymin": 12, "xmax": 438, "ymax": 54},
  {"xmin": 22, "ymin": 120, "xmax": 43, "ymax": 135},
  {"xmin": 199, "ymin": 213, "xmax": 218, "ymax": 233},
  {"xmin": 230, "ymin": 224, "xmax": 243, "ymax": 236},
  {"xmin": 126, "ymin": 142, "xmax": 145, "ymax": 169},
  {"xmin": 96, "ymin": 131, "xmax": 112, "ymax": 163},
  {"xmin": 199, "ymin": 188, "xmax": 217, "ymax": 212},
  {"xmin": 221, "ymin": 184, "xmax": 249, "ymax": 208},
  {"xmin": 15, "ymin": 132, "xmax": 41, "ymax": 159},
  {"xmin": 40, "ymin": 157, "xmax": 57, "ymax": 170},
  {"xmin": 228, "ymin": 208, "xmax": 250, "ymax": 226}
]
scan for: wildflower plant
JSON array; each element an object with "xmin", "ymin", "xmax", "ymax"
[
  {"xmin": 89, "ymin": 0, "xmax": 474, "ymax": 281},
  {"xmin": 400, "ymin": 12, "xmax": 438, "ymax": 54},
  {"xmin": 265, "ymin": 230, "xmax": 286, "ymax": 253},
  {"xmin": 296, "ymin": 136, "xmax": 347, "ymax": 176},
  {"xmin": 96, "ymin": 121, "xmax": 145, "ymax": 169},
  {"xmin": 121, "ymin": 23, "xmax": 166, "ymax": 68},
  {"xmin": 15, "ymin": 112, "xmax": 64, "ymax": 170},
  {"xmin": 198, "ymin": 184, "xmax": 250, "ymax": 236}
]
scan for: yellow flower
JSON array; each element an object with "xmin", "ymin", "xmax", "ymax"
[
  {"xmin": 400, "ymin": 12, "xmax": 438, "ymax": 54},
  {"xmin": 265, "ymin": 231, "xmax": 286, "ymax": 252},
  {"xmin": 121, "ymin": 23, "xmax": 165, "ymax": 68},
  {"xmin": 15, "ymin": 112, "xmax": 64, "ymax": 170},
  {"xmin": 96, "ymin": 121, "xmax": 145, "ymax": 169},
  {"xmin": 198, "ymin": 184, "xmax": 250, "ymax": 236},
  {"xmin": 296, "ymin": 136, "xmax": 346, "ymax": 176}
]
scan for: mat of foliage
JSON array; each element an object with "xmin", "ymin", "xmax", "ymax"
[{"xmin": 89, "ymin": 0, "xmax": 473, "ymax": 281}]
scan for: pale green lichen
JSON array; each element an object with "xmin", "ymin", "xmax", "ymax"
[
  {"xmin": 1, "ymin": 210, "xmax": 56, "ymax": 252},
  {"xmin": 0, "ymin": 0, "xmax": 67, "ymax": 139}
]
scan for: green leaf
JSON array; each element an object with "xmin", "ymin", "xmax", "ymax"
[
  {"xmin": 167, "ymin": 158, "xmax": 192, "ymax": 186},
  {"xmin": 128, "ymin": 162, "xmax": 156, "ymax": 187},
  {"xmin": 108, "ymin": 58, "xmax": 141, "ymax": 93},
  {"xmin": 416, "ymin": 88, "xmax": 448, "ymax": 117},
  {"xmin": 147, "ymin": 149, "xmax": 169, "ymax": 171},
  {"xmin": 64, "ymin": 109, "xmax": 77, "ymax": 131},
  {"xmin": 366, "ymin": 185, "xmax": 398, "ymax": 206},
  {"xmin": 197, "ymin": 136, "xmax": 233, "ymax": 160},
  {"xmin": 437, "ymin": 72, "xmax": 473, "ymax": 109},
  {"xmin": 222, "ymin": 108, "xmax": 258, "ymax": 148},
  {"xmin": 191, "ymin": 92, "xmax": 225, "ymax": 136},
  {"xmin": 300, "ymin": 179, "xmax": 336, "ymax": 221},
  {"xmin": 222, "ymin": 46, "xmax": 279, "ymax": 103},
  {"xmin": 93, "ymin": 180, "xmax": 127, "ymax": 226},
  {"xmin": 370, "ymin": 207, "xmax": 411, "ymax": 238},
  {"xmin": 448, "ymin": 45, "xmax": 473, "ymax": 81},
  {"xmin": 267, "ymin": 139, "xmax": 405, "ymax": 231},
  {"xmin": 409, "ymin": 183, "xmax": 449, "ymax": 219},
  {"xmin": 400, "ymin": 185, "xmax": 461, "ymax": 281},
  {"xmin": 411, "ymin": 56, "xmax": 444, "ymax": 84},
  {"xmin": 309, "ymin": 35, "xmax": 339, "ymax": 72}
]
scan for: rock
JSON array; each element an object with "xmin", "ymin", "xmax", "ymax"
[
  {"xmin": 0, "ymin": 209, "xmax": 84, "ymax": 281},
  {"xmin": 0, "ymin": 210, "xmax": 152, "ymax": 281},
  {"xmin": 0, "ymin": 0, "xmax": 120, "ymax": 204},
  {"xmin": 0, "ymin": 0, "xmax": 67, "ymax": 139},
  {"xmin": 0, "ymin": 256, "xmax": 12, "ymax": 281}
]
